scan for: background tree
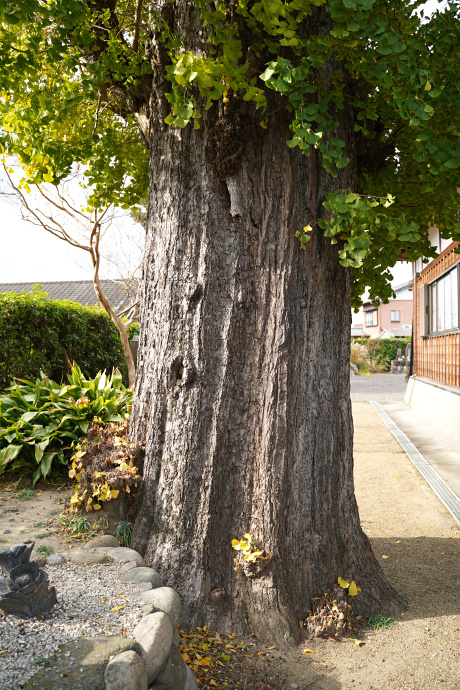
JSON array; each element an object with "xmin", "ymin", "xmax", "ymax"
[
  {"xmin": 0, "ymin": 162, "xmax": 143, "ymax": 386},
  {"xmin": 0, "ymin": 0, "xmax": 458, "ymax": 645}
]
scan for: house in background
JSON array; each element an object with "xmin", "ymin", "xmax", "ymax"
[
  {"xmin": 362, "ymin": 280, "xmax": 413, "ymax": 339},
  {"xmin": 406, "ymin": 231, "xmax": 460, "ymax": 442},
  {"xmin": 351, "ymin": 324, "xmax": 366, "ymax": 338},
  {"xmin": 0, "ymin": 280, "xmax": 138, "ymax": 318}
]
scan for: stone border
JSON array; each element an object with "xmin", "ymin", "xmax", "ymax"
[{"xmin": 25, "ymin": 535, "xmax": 198, "ymax": 690}]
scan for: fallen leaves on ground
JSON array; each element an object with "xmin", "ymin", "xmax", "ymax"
[
  {"xmin": 179, "ymin": 627, "xmax": 286, "ymax": 689},
  {"xmin": 304, "ymin": 586, "xmax": 352, "ymax": 637}
]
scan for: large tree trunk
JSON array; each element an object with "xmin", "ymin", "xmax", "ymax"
[{"xmin": 131, "ymin": 90, "xmax": 406, "ymax": 645}]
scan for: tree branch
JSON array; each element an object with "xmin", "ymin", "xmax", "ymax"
[
  {"xmin": 132, "ymin": 0, "xmax": 143, "ymax": 53},
  {"xmin": 117, "ymin": 299, "xmax": 140, "ymax": 318}
]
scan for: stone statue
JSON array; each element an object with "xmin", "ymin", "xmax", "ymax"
[{"xmin": 0, "ymin": 542, "xmax": 57, "ymax": 618}]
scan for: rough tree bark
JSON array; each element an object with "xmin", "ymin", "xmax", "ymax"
[{"xmin": 130, "ymin": 55, "xmax": 407, "ymax": 642}]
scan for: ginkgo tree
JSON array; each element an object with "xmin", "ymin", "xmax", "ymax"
[{"xmin": 0, "ymin": 0, "xmax": 459, "ymax": 645}]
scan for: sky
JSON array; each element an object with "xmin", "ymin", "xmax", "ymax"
[
  {"xmin": 0, "ymin": 201, "xmax": 96, "ymax": 282},
  {"xmin": 0, "ymin": 0, "xmax": 444, "ymax": 285},
  {"xmin": 0, "ymin": 178, "xmax": 145, "ymax": 283}
]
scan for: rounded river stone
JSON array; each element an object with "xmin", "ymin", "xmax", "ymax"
[
  {"xmin": 120, "ymin": 566, "xmax": 163, "ymax": 589},
  {"xmin": 133, "ymin": 612, "xmax": 173, "ymax": 684},
  {"xmin": 152, "ymin": 644, "xmax": 188, "ymax": 690},
  {"xmin": 83, "ymin": 535, "xmax": 120, "ymax": 549},
  {"xmin": 24, "ymin": 636, "xmax": 142, "ymax": 689},
  {"xmin": 140, "ymin": 587, "xmax": 181, "ymax": 629},
  {"xmin": 104, "ymin": 649, "xmax": 148, "ymax": 690}
]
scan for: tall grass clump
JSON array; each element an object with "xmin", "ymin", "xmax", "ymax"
[{"xmin": 350, "ymin": 342, "xmax": 371, "ymax": 373}]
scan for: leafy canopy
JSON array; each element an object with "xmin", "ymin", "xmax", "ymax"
[{"xmin": 0, "ymin": 0, "xmax": 459, "ymax": 306}]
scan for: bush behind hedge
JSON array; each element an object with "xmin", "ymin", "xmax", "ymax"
[
  {"xmin": 353, "ymin": 337, "xmax": 411, "ymax": 370},
  {"xmin": 0, "ymin": 289, "xmax": 128, "ymax": 389}
]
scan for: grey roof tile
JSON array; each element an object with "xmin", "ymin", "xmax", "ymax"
[{"xmin": 0, "ymin": 280, "xmax": 138, "ymax": 314}]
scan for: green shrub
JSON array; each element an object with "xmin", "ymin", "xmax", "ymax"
[
  {"xmin": 366, "ymin": 338, "xmax": 411, "ymax": 370},
  {"xmin": 0, "ymin": 288, "xmax": 128, "ymax": 389},
  {"xmin": 0, "ymin": 363, "xmax": 133, "ymax": 484},
  {"xmin": 126, "ymin": 322, "xmax": 140, "ymax": 339}
]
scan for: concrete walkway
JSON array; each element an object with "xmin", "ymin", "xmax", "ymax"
[
  {"xmin": 379, "ymin": 401, "xmax": 460, "ymax": 500},
  {"xmin": 350, "ymin": 372, "xmax": 460, "ymax": 504}
]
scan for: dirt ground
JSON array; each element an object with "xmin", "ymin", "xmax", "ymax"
[
  {"xmin": 0, "ymin": 482, "xmax": 71, "ymax": 554},
  {"xmin": 1, "ymin": 401, "xmax": 459, "ymax": 690}
]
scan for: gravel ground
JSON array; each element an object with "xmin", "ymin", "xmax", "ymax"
[
  {"xmin": 350, "ymin": 373, "xmax": 408, "ymax": 402},
  {"xmin": 0, "ymin": 562, "xmax": 144, "ymax": 690}
]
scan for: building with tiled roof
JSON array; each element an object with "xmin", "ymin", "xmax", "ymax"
[{"xmin": 0, "ymin": 280, "xmax": 138, "ymax": 316}]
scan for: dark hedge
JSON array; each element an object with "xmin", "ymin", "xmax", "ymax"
[{"xmin": 0, "ymin": 289, "xmax": 128, "ymax": 389}]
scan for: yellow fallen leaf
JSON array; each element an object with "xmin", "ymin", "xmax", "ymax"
[
  {"xmin": 111, "ymin": 605, "xmax": 125, "ymax": 612},
  {"xmin": 350, "ymin": 638, "xmax": 365, "ymax": 646},
  {"xmin": 267, "ymin": 646, "xmax": 276, "ymax": 650},
  {"xmin": 348, "ymin": 581, "xmax": 361, "ymax": 597},
  {"xmin": 303, "ymin": 649, "xmax": 315, "ymax": 654},
  {"xmin": 395, "ymin": 540, "xmax": 401, "ymax": 544},
  {"xmin": 196, "ymin": 657, "xmax": 211, "ymax": 667},
  {"xmin": 382, "ymin": 555, "xmax": 389, "ymax": 559},
  {"xmin": 338, "ymin": 577, "xmax": 350, "ymax": 588}
]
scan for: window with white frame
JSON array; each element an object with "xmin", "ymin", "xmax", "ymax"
[
  {"xmin": 391, "ymin": 310, "xmax": 400, "ymax": 322},
  {"xmin": 365, "ymin": 309, "xmax": 378, "ymax": 327},
  {"xmin": 429, "ymin": 266, "xmax": 459, "ymax": 333}
]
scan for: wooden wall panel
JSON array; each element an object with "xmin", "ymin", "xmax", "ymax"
[{"xmin": 413, "ymin": 242, "xmax": 460, "ymax": 389}]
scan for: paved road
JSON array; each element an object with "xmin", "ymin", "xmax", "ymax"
[{"xmin": 350, "ymin": 372, "xmax": 408, "ymax": 402}]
